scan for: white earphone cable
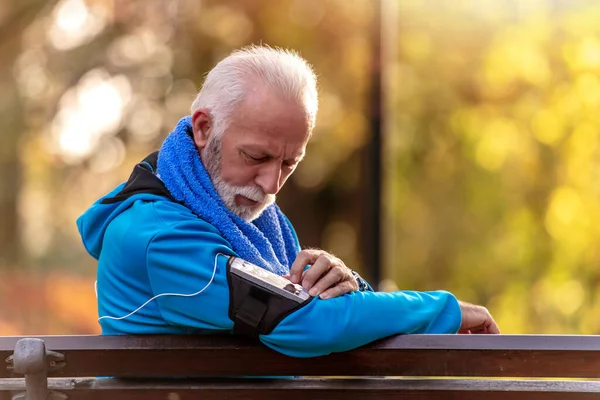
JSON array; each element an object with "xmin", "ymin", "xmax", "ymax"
[{"xmin": 97, "ymin": 252, "xmax": 227, "ymax": 321}]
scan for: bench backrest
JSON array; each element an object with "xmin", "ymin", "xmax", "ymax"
[{"xmin": 2, "ymin": 334, "xmax": 600, "ymax": 399}]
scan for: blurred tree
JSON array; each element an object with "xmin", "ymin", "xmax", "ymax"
[
  {"xmin": 0, "ymin": 0, "xmax": 51, "ymax": 268},
  {"xmin": 385, "ymin": 0, "xmax": 600, "ymax": 334}
]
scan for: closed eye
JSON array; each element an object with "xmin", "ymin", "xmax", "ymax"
[{"xmin": 243, "ymin": 152, "xmax": 268, "ymax": 163}]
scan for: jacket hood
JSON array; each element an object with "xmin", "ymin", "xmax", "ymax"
[{"xmin": 76, "ymin": 152, "xmax": 171, "ymax": 259}]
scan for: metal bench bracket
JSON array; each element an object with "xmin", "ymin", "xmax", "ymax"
[{"xmin": 6, "ymin": 338, "xmax": 67, "ymax": 400}]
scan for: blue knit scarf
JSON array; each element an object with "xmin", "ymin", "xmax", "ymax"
[{"xmin": 156, "ymin": 116, "xmax": 298, "ymax": 276}]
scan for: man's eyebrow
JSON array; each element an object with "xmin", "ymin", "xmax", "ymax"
[
  {"xmin": 239, "ymin": 145, "xmax": 269, "ymax": 156},
  {"xmin": 241, "ymin": 145, "xmax": 305, "ymax": 163}
]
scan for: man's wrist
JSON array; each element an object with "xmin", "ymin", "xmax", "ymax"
[{"xmin": 350, "ymin": 270, "xmax": 373, "ymax": 292}]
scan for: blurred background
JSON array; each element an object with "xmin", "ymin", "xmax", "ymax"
[{"xmin": 1, "ymin": 0, "xmax": 599, "ymax": 336}]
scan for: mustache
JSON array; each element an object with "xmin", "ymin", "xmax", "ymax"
[
  {"xmin": 233, "ymin": 185, "xmax": 266, "ymax": 202},
  {"xmin": 234, "ymin": 186, "xmax": 276, "ymax": 206}
]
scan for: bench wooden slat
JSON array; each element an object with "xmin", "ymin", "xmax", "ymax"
[
  {"xmin": 2, "ymin": 334, "xmax": 600, "ymax": 379},
  {"xmin": 3, "ymin": 333, "xmax": 600, "ymax": 351},
  {"xmin": 2, "ymin": 378, "xmax": 600, "ymax": 400}
]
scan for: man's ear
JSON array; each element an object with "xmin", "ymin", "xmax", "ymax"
[{"xmin": 191, "ymin": 108, "xmax": 211, "ymax": 149}]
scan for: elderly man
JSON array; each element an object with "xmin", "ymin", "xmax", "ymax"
[{"xmin": 77, "ymin": 45, "xmax": 499, "ymax": 358}]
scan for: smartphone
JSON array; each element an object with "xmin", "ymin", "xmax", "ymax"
[{"xmin": 229, "ymin": 257, "xmax": 310, "ymax": 303}]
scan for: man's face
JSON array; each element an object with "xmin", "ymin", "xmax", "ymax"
[{"xmin": 197, "ymin": 86, "xmax": 311, "ymax": 221}]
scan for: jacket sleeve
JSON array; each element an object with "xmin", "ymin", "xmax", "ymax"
[{"xmin": 146, "ymin": 219, "xmax": 462, "ymax": 358}]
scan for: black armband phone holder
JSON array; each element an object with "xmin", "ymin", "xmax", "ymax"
[{"xmin": 226, "ymin": 257, "xmax": 313, "ymax": 338}]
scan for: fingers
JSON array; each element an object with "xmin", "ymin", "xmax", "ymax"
[
  {"xmin": 458, "ymin": 301, "xmax": 501, "ymax": 335},
  {"xmin": 289, "ymin": 249, "xmax": 358, "ymax": 300},
  {"xmin": 475, "ymin": 314, "xmax": 500, "ymax": 334},
  {"xmin": 302, "ymin": 255, "xmax": 335, "ymax": 292},
  {"xmin": 319, "ymin": 281, "xmax": 355, "ymax": 300},
  {"xmin": 486, "ymin": 319, "xmax": 501, "ymax": 334},
  {"xmin": 307, "ymin": 265, "xmax": 345, "ymax": 297},
  {"xmin": 289, "ymin": 249, "xmax": 323, "ymax": 284}
]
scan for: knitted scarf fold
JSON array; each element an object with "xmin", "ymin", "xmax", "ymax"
[{"xmin": 157, "ymin": 116, "xmax": 298, "ymax": 275}]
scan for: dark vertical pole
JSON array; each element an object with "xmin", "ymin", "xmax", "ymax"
[{"xmin": 365, "ymin": 0, "xmax": 383, "ymax": 288}]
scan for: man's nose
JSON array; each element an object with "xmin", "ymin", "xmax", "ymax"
[{"xmin": 256, "ymin": 164, "xmax": 282, "ymax": 195}]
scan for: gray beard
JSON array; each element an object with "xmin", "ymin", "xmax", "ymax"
[{"xmin": 202, "ymin": 135, "xmax": 275, "ymax": 221}]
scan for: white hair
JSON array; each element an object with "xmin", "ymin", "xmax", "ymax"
[{"xmin": 190, "ymin": 45, "xmax": 319, "ymax": 137}]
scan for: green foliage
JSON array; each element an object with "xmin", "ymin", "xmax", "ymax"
[{"xmin": 386, "ymin": 0, "xmax": 600, "ymax": 334}]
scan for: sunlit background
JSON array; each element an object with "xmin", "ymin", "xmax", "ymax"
[{"xmin": 1, "ymin": 0, "xmax": 600, "ymax": 336}]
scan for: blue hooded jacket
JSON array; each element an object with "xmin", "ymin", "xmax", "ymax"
[{"xmin": 77, "ymin": 155, "xmax": 462, "ymax": 358}]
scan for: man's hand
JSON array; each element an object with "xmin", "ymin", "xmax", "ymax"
[
  {"xmin": 457, "ymin": 301, "xmax": 500, "ymax": 334},
  {"xmin": 288, "ymin": 249, "xmax": 359, "ymax": 299}
]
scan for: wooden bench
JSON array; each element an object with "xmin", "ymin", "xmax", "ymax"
[{"xmin": 1, "ymin": 334, "xmax": 600, "ymax": 399}]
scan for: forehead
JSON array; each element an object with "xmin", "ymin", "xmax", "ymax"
[{"xmin": 226, "ymin": 87, "xmax": 311, "ymax": 157}]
